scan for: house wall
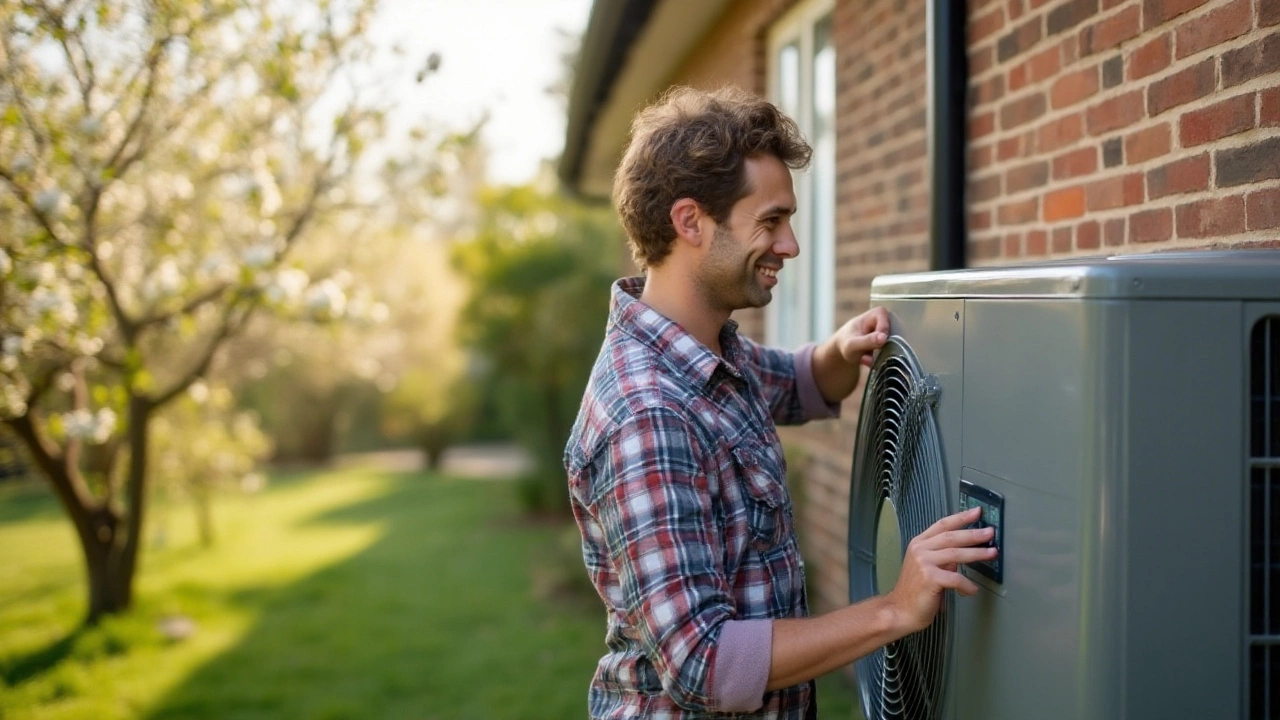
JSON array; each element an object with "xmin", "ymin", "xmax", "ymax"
[{"xmin": 654, "ymin": 0, "xmax": 1279, "ymax": 618}]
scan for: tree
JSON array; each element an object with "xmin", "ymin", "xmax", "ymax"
[
  {"xmin": 452, "ymin": 174, "xmax": 621, "ymax": 513},
  {"xmin": 0, "ymin": 0, "xmax": 414, "ymax": 622}
]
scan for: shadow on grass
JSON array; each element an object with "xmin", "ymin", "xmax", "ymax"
[
  {"xmin": 2, "ymin": 631, "xmax": 80, "ymax": 687},
  {"xmin": 144, "ymin": 471, "xmax": 602, "ymax": 720}
]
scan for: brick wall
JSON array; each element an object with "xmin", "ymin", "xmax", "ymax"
[{"xmin": 967, "ymin": 0, "xmax": 1280, "ymax": 261}]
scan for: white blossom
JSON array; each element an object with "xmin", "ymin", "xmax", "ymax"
[
  {"xmin": 265, "ymin": 267, "xmax": 309, "ymax": 306},
  {"xmin": 61, "ymin": 408, "xmax": 116, "ymax": 444},
  {"xmin": 305, "ymin": 279, "xmax": 346, "ymax": 319},
  {"xmin": 79, "ymin": 117, "xmax": 103, "ymax": 137},
  {"xmin": 30, "ymin": 286, "xmax": 78, "ymax": 325},
  {"xmin": 189, "ymin": 381, "xmax": 210, "ymax": 404},
  {"xmin": 34, "ymin": 189, "xmax": 65, "ymax": 216},
  {"xmin": 198, "ymin": 252, "xmax": 238, "ymax": 283},
  {"xmin": 143, "ymin": 259, "xmax": 183, "ymax": 300},
  {"xmin": 242, "ymin": 243, "xmax": 275, "ymax": 269},
  {"xmin": 2, "ymin": 336, "xmax": 22, "ymax": 356},
  {"xmin": 2, "ymin": 385, "xmax": 27, "ymax": 416},
  {"xmin": 0, "ymin": 249, "xmax": 11, "ymax": 275}
]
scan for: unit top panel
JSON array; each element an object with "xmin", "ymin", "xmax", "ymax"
[{"xmin": 871, "ymin": 251, "xmax": 1280, "ymax": 300}]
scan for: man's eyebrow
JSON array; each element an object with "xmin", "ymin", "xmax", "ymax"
[{"xmin": 756, "ymin": 205, "xmax": 796, "ymax": 218}]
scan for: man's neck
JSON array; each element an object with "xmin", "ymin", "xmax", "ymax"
[{"xmin": 639, "ymin": 268, "xmax": 731, "ymax": 356}]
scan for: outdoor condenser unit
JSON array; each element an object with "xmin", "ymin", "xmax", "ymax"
[{"xmin": 847, "ymin": 251, "xmax": 1280, "ymax": 720}]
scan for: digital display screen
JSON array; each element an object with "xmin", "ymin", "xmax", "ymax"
[{"xmin": 959, "ymin": 479, "xmax": 1005, "ymax": 584}]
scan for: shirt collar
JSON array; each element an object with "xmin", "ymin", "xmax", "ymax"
[{"xmin": 609, "ymin": 276, "xmax": 746, "ymax": 387}]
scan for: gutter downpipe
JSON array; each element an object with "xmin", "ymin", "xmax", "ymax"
[{"xmin": 927, "ymin": 0, "xmax": 968, "ymax": 271}]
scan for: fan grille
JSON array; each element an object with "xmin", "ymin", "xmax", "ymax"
[{"xmin": 849, "ymin": 337, "xmax": 951, "ymax": 720}]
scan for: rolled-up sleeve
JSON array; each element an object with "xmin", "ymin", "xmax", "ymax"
[{"xmin": 590, "ymin": 407, "xmax": 747, "ymax": 712}]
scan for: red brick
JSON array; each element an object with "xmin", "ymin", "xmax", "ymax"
[
  {"xmin": 1081, "ymin": 5, "xmax": 1141, "ymax": 55},
  {"xmin": 999, "ymin": 197, "xmax": 1040, "ymax": 225},
  {"xmin": 1103, "ymin": 0, "xmax": 1129, "ymax": 8},
  {"xmin": 999, "ymin": 17, "xmax": 1044, "ymax": 62},
  {"xmin": 1077, "ymin": 220, "xmax": 1101, "ymax": 249},
  {"xmin": 1014, "ymin": 0, "xmax": 1030, "ymax": 17},
  {"xmin": 971, "ymin": 111, "xmax": 997, "ymax": 139},
  {"xmin": 1264, "ymin": 88, "xmax": 1280, "ymax": 127},
  {"xmin": 1128, "ymin": 34, "xmax": 1172, "ymax": 80},
  {"xmin": 974, "ymin": 74, "xmax": 1006, "ymax": 106},
  {"xmin": 1087, "ymin": 90, "xmax": 1145, "ymax": 135},
  {"xmin": 1054, "ymin": 147, "xmax": 1100, "ymax": 179},
  {"xmin": 971, "ymin": 142, "xmax": 995, "ymax": 169},
  {"xmin": 1147, "ymin": 153, "xmax": 1210, "ymax": 199},
  {"xmin": 1104, "ymin": 217, "xmax": 1126, "ymax": 246},
  {"xmin": 1175, "ymin": 195, "xmax": 1247, "ymax": 238},
  {"xmin": 1039, "ymin": 113, "xmax": 1086, "ymax": 152},
  {"xmin": 971, "ymin": 236, "xmax": 1002, "ymax": 260},
  {"xmin": 1046, "ymin": 186, "xmax": 1087, "ymax": 221},
  {"xmin": 1004, "ymin": 233, "xmax": 1023, "ymax": 257},
  {"xmin": 1175, "ymin": 0, "xmax": 1252, "ymax": 60},
  {"xmin": 1052, "ymin": 66, "xmax": 1100, "ymax": 109},
  {"xmin": 998, "ymin": 135, "xmax": 1025, "ymax": 160},
  {"xmin": 1147, "ymin": 59, "xmax": 1215, "ymax": 116},
  {"xmin": 1053, "ymin": 225, "xmax": 1075, "ymax": 252},
  {"xmin": 1007, "ymin": 160, "xmax": 1050, "ymax": 191},
  {"xmin": 970, "ymin": 6, "xmax": 1006, "ymax": 43},
  {"xmin": 1247, "ymin": 188, "xmax": 1280, "ymax": 230},
  {"xmin": 1026, "ymin": 229, "xmax": 1049, "ymax": 256},
  {"xmin": 1222, "ymin": 32, "xmax": 1280, "ymax": 89},
  {"xmin": 1217, "ymin": 136, "xmax": 1280, "ymax": 187},
  {"xmin": 971, "ymin": 210, "xmax": 994, "ymax": 231},
  {"xmin": 972, "ymin": 173, "xmax": 1003, "ymax": 202},
  {"xmin": 1086, "ymin": 172, "xmax": 1145, "ymax": 210},
  {"xmin": 1264, "ymin": 0, "xmax": 1280, "ymax": 26},
  {"xmin": 1125, "ymin": 123, "xmax": 1172, "ymax": 164},
  {"xmin": 1143, "ymin": 0, "xmax": 1211, "ymax": 30},
  {"xmin": 1179, "ymin": 93, "xmax": 1257, "ymax": 147},
  {"xmin": 1001, "ymin": 92, "xmax": 1048, "ymax": 130},
  {"xmin": 1130, "ymin": 208, "xmax": 1173, "ymax": 243},
  {"xmin": 971, "ymin": 46, "xmax": 996, "ymax": 75},
  {"xmin": 1011, "ymin": 46, "xmax": 1061, "ymax": 91}
]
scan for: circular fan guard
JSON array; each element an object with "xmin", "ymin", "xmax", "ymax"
[{"xmin": 848, "ymin": 336, "xmax": 951, "ymax": 720}]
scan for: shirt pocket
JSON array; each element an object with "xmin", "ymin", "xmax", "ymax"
[{"xmin": 731, "ymin": 442, "xmax": 792, "ymax": 554}]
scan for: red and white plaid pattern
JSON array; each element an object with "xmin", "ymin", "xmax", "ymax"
[{"xmin": 565, "ymin": 277, "xmax": 827, "ymax": 719}]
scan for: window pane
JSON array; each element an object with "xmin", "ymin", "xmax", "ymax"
[
  {"xmin": 810, "ymin": 15, "xmax": 836, "ymax": 340},
  {"xmin": 776, "ymin": 41, "xmax": 805, "ymax": 349}
]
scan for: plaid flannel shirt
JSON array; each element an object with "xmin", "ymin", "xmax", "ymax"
[{"xmin": 565, "ymin": 277, "xmax": 838, "ymax": 719}]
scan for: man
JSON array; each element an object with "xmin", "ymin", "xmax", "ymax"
[{"xmin": 564, "ymin": 86, "xmax": 996, "ymax": 719}]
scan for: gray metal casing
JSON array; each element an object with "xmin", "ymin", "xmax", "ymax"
[{"xmin": 865, "ymin": 251, "xmax": 1280, "ymax": 719}]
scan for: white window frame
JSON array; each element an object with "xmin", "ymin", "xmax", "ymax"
[{"xmin": 766, "ymin": 0, "xmax": 836, "ymax": 349}]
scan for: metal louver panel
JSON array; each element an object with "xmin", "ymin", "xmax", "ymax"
[
  {"xmin": 849, "ymin": 337, "xmax": 951, "ymax": 720},
  {"xmin": 1249, "ymin": 315, "xmax": 1280, "ymax": 720}
]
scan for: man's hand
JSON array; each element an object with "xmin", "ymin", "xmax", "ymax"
[
  {"xmin": 811, "ymin": 306, "xmax": 891, "ymax": 404},
  {"xmin": 835, "ymin": 306, "xmax": 891, "ymax": 367},
  {"xmin": 885, "ymin": 507, "xmax": 998, "ymax": 633}
]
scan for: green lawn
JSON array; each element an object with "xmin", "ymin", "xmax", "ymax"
[{"xmin": 0, "ymin": 466, "xmax": 859, "ymax": 719}]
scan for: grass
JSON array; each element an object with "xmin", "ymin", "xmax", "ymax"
[{"xmin": 0, "ymin": 465, "xmax": 860, "ymax": 719}]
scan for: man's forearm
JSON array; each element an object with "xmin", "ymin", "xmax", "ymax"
[
  {"xmin": 766, "ymin": 596, "xmax": 908, "ymax": 691},
  {"xmin": 810, "ymin": 338, "xmax": 863, "ymax": 405}
]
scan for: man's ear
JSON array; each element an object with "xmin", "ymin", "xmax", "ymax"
[{"xmin": 670, "ymin": 198, "xmax": 706, "ymax": 248}]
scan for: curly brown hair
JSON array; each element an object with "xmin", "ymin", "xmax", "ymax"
[{"xmin": 612, "ymin": 86, "xmax": 812, "ymax": 269}]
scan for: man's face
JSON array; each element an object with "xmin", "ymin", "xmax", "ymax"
[{"xmin": 696, "ymin": 154, "xmax": 799, "ymax": 312}]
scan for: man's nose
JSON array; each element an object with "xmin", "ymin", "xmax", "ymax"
[{"xmin": 774, "ymin": 226, "xmax": 800, "ymax": 259}]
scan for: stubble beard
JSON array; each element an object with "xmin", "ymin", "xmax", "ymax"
[{"xmin": 702, "ymin": 223, "xmax": 771, "ymax": 311}]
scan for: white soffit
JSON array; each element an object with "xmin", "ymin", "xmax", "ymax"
[{"xmin": 579, "ymin": 0, "xmax": 736, "ymax": 197}]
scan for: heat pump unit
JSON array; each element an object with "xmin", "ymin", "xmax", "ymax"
[{"xmin": 847, "ymin": 251, "xmax": 1280, "ymax": 720}]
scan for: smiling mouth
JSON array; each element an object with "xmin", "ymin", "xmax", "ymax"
[{"xmin": 757, "ymin": 266, "xmax": 778, "ymax": 279}]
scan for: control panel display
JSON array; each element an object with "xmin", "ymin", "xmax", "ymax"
[{"xmin": 959, "ymin": 479, "xmax": 1005, "ymax": 584}]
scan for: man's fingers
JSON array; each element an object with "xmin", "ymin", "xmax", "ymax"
[
  {"xmin": 922, "ymin": 526, "xmax": 994, "ymax": 550},
  {"xmin": 928, "ymin": 546, "xmax": 998, "ymax": 567},
  {"xmin": 918, "ymin": 507, "xmax": 981, "ymax": 540}
]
